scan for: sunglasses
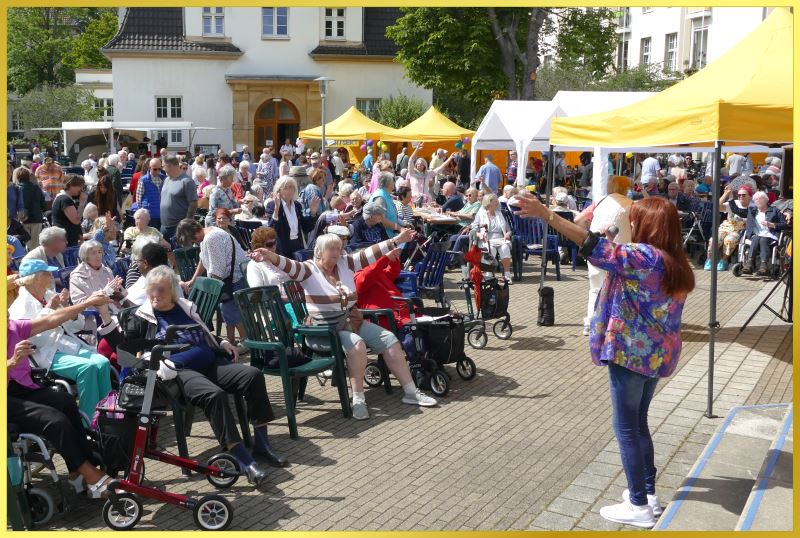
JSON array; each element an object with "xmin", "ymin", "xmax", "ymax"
[
  {"xmin": 264, "ymin": 241, "xmax": 276, "ymax": 248},
  {"xmin": 737, "ymin": 193, "xmax": 750, "ymax": 198},
  {"xmin": 151, "ymin": 167, "xmax": 162, "ymax": 171}
]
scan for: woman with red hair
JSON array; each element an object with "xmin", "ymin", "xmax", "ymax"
[{"xmin": 516, "ymin": 195, "xmax": 694, "ymax": 529}]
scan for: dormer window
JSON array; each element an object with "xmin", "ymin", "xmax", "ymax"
[
  {"xmin": 203, "ymin": 7, "xmax": 224, "ymax": 36},
  {"xmin": 324, "ymin": 8, "xmax": 345, "ymax": 40}
]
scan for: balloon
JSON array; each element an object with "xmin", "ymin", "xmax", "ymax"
[
  {"xmin": 463, "ymin": 137, "xmax": 470, "ymax": 143},
  {"xmin": 455, "ymin": 142, "xmax": 463, "ymax": 149},
  {"xmin": 360, "ymin": 144, "xmax": 367, "ymax": 151},
  {"xmin": 366, "ymin": 139, "xmax": 374, "ymax": 146},
  {"xmin": 625, "ymin": 152, "xmax": 633, "ymax": 159}
]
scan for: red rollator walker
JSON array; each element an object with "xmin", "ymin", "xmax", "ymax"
[{"xmin": 100, "ymin": 325, "xmax": 239, "ymax": 531}]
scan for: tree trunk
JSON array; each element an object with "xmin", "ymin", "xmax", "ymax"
[
  {"xmin": 521, "ymin": 8, "xmax": 547, "ymax": 99},
  {"xmin": 487, "ymin": 8, "xmax": 519, "ymax": 99}
]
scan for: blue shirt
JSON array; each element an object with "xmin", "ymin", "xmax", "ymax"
[
  {"xmin": 154, "ymin": 305, "xmax": 218, "ymax": 371},
  {"xmin": 362, "ymin": 154, "xmax": 374, "ymax": 170},
  {"xmin": 477, "ymin": 162, "xmax": 502, "ymax": 193},
  {"xmin": 8, "ymin": 184, "xmax": 24, "ymax": 217}
]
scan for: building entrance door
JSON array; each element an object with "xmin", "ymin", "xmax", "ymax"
[{"xmin": 254, "ymin": 98, "xmax": 300, "ymax": 155}]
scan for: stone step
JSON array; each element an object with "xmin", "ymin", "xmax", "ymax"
[
  {"xmin": 735, "ymin": 405, "xmax": 793, "ymax": 531},
  {"xmin": 654, "ymin": 403, "xmax": 790, "ymax": 531}
]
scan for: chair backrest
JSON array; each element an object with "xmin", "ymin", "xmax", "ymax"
[
  {"xmin": 173, "ymin": 247, "xmax": 200, "ymax": 282},
  {"xmin": 57, "ymin": 265, "xmax": 77, "ymax": 292},
  {"xmin": 283, "ymin": 280, "xmax": 308, "ymax": 321},
  {"xmin": 512, "ymin": 215, "xmax": 557, "ymax": 249},
  {"xmin": 10, "ymin": 254, "xmax": 25, "ymax": 271},
  {"xmin": 113, "ymin": 257, "xmax": 131, "ymax": 280},
  {"xmin": 293, "ymin": 249, "xmax": 313, "ymax": 262},
  {"xmin": 552, "ymin": 211, "xmax": 577, "ymax": 248},
  {"xmin": 236, "ymin": 226, "xmax": 253, "ymax": 250},
  {"xmin": 233, "ymin": 286, "xmax": 289, "ymax": 369},
  {"xmin": 62, "ymin": 246, "xmax": 80, "ymax": 267},
  {"xmin": 188, "ymin": 276, "xmax": 224, "ymax": 328},
  {"xmin": 417, "ymin": 241, "xmax": 452, "ymax": 289},
  {"xmin": 236, "ymin": 220, "xmax": 263, "ymax": 231},
  {"xmin": 239, "ymin": 260, "xmax": 251, "ymax": 284}
]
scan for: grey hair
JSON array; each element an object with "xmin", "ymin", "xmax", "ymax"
[
  {"xmin": 78, "ymin": 240, "xmax": 104, "ymax": 262},
  {"xmin": 502, "ymin": 184, "xmax": 516, "ymax": 195},
  {"xmin": 239, "ymin": 161, "xmax": 250, "ymax": 171},
  {"xmin": 273, "ymin": 176, "xmax": 298, "ymax": 198},
  {"xmin": 218, "ymin": 165, "xmax": 237, "ymax": 180},
  {"xmin": 313, "ymin": 233, "xmax": 343, "ymax": 261},
  {"xmin": 752, "ymin": 191, "xmax": 769, "ymax": 204},
  {"xmin": 39, "ymin": 226, "xmax": 67, "ymax": 246},
  {"xmin": 81, "ymin": 159, "xmax": 93, "ymax": 169},
  {"xmin": 131, "ymin": 234, "xmax": 160, "ymax": 262},
  {"xmin": 145, "ymin": 265, "xmax": 183, "ymax": 303},
  {"xmin": 260, "ymin": 153, "xmax": 270, "ymax": 162},
  {"xmin": 339, "ymin": 183, "xmax": 354, "ymax": 197},
  {"xmin": 362, "ymin": 201, "xmax": 386, "ymax": 219},
  {"xmin": 481, "ymin": 193, "xmax": 497, "ymax": 209},
  {"xmin": 378, "ymin": 172, "xmax": 395, "ymax": 190},
  {"xmin": 83, "ymin": 202, "xmax": 98, "ymax": 220},
  {"xmin": 163, "ymin": 154, "xmax": 179, "ymax": 167},
  {"xmin": 107, "ymin": 154, "xmax": 120, "ymax": 167},
  {"xmin": 133, "ymin": 208, "xmax": 150, "ymax": 220}
]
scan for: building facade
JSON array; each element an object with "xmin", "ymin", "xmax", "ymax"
[
  {"xmin": 101, "ymin": 7, "xmax": 431, "ymax": 154},
  {"xmin": 612, "ymin": 7, "xmax": 775, "ymax": 73}
]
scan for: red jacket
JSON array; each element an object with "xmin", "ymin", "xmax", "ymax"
[{"xmin": 355, "ymin": 256, "xmax": 410, "ymax": 329}]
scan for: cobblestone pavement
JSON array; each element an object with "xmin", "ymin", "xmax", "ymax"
[{"xmin": 42, "ymin": 260, "xmax": 792, "ymax": 531}]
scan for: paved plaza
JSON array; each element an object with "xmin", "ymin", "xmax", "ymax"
[{"xmin": 43, "ymin": 262, "xmax": 792, "ymax": 531}]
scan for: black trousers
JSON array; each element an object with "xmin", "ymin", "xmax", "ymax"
[
  {"xmin": 749, "ymin": 235, "xmax": 777, "ymax": 264},
  {"xmin": 8, "ymin": 382, "xmax": 94, "ymax": 472},
  {"xmin": 177, "ymin": 358, "xmax": 275, "ymax": 447}
]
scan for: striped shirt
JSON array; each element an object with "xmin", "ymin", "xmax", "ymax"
[{"xmin": 274, "ymin": 240, "xmax": 392, "ymax": 324}]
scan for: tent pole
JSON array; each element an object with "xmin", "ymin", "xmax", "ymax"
[
  {"xmin": 705, "ymin": 140, "xmax": 722, "ymax": 419},
  {"xmin": 539, "ymin": 144, "xmax": 555, "ymax": 290}
]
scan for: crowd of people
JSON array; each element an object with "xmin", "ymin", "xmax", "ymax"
[{"xmin": 5, "ymin": 137, "xmax": 791, "ymax": 526}]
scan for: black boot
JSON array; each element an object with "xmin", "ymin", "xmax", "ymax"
[
  {"xmin": 253, "ymin": 426, "xmax": 289, "ymax": 467},
  {"xmin": 243, "ymin": 463, "xmax": 269, "ymax": 486},
  {"xmin": 757, "ymin": 261, "xmax": 769, "ymax": 276},
  {"xmin": 742, "ymin": 260, "xmax": 754, "ymax": 274}
]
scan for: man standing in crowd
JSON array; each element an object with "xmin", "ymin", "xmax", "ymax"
[
  {"xmin": 106, "ymin": 154, "xmax": 125, "ymax": 210},
  {"xmin": 395, "ymin": 146, "xmax": 409, "ymax": 175},
  {"xmin": 307, "ymin": 152, "xmax": 334, "ymax": 199},
  {"xmin": 476, "ymin": 154, "xmax": 502, "ymax": 194},
  {"xmin": 640, "ymin": 153, "xmax": 663, "ymax": 193},
  {"xmin": 280, "ymin": 138, "xmax": 295, "ymax": 159},
  {"xmin": 507, "ymin": 151, "xmax": 518, "ymax": 188},
  {"xmin": 456, "ymin": 149, "xmax": 471, "ymax": 189},
  {"xmin": 135, "ymin": 158, "xmax": 166, "ymax": 230},
  {"xmin": 726, "ymin": 151, "xmax": 746, "ymax": 177},
  {"xmin": 159, "ymin": 154, "xmax": 198, "ymax": 242}
]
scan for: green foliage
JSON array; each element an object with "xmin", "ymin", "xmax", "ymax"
[
  {"xmin": 387, "ymin": 8, "xmax": 504, "ymax": 110},
  {"xmin": 601, "ymin": 63, "xmax": 683, "ymax": 92},
  {"xmin": 15, "ymin": 85, "xmax": 101, "ymax": 139},
  {"xmin": 373, "ymin": 94, "xmax": 428, "ymax": 128},
  {"xmin": 63, "ymin": 10, "xmax": 118, "ymax": 70},
  {"xmin": 552, "ymin": 8, "xmax": 617, "ymax": 79},
  {"xmin": 531, "ymin": 64, "xmax": 593, "ymax": 101},
  {"xmin": 533, "ymin": 62, "xmax": 683, "ymax": 101},
  {"xmin": 7, "ymin": 8, "xmax": 117, "ymax": 94}
]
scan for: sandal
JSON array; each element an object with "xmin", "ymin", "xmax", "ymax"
[{"xmin": 87, "ymin": 474, "xmax": 113, "ymax": 500}]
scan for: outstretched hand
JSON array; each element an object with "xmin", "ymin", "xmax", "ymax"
[{"xmin": 514, "ymin": 195, "xmax": 549, "ymax": 219}]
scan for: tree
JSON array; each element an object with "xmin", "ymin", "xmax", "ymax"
[
  {"xmin": 7, "ymin": 8, "xmax": 116, "ymax": 94},
  {"xmin": 63, "ymin": 10, "xmax": 118, "ymax": 70},
  {"xmin": 600, "ymin": 64, "xmax": 682, "ymax": 92},
  {"xmin": 373, "ymin": 94, "xmax": 427, "ymax": 128},
  {"xmin": 486, "ymin": 8, "xmax": 547, "ymax": 100},
  {"xmin": 15, "ymin": 85, "xmax": 101, "ymax": 139},
  {"xmin": 550, "ymin": 8, "xmax": 617, "ymax": 79}
]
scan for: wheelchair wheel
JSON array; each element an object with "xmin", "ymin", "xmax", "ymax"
[
  {"xmin": 364, "ymin": 362, "xmax": 384, "ymax": 387},
  {"xmin": 730, "ymin": 262, "xmax": 744, "ymax": 277},
  {"xmin": 206, "ymin": 453, "xmax": 240, "ymax": 489},
  {"xmin": 456, "ymin": 358, "xmax": 477, "ymax": 381},
  {"xmin": 492, "ymin": 319, "xmax": 512, "ymax": 340},
  {"xmin": 467, "ymin": 329, "xmax": 487, "ymax": 350},
  {"xmin": 194, "ymin": 494, "xmax": 234, "ymax": 531},
  {"xmin": 429, "ymin": 370, "xmax": 450, "ymax": 397},
  {"xmin": 28, "ymin": 487, "xmax": 55, "ymax": 527},
  {"xmin": 103, "ymin": 493, "xmax": 143, "ymax": 531}
]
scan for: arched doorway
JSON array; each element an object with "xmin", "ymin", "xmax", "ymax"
[{"xmin": 254, "ymin": 98, "xmax": 300, "ymax": 155}]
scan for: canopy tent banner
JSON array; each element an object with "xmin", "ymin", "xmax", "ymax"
[
  {"xmin": 298, "ymin": 106, "xmax": 394, "ymax": 142},
  {"xmin": 380, "ymin": 106, "xmax": 474, "ymax": 142},
  {"xmin": 550, "ymin": 9, "xmax": 793, "ymax": 149}
]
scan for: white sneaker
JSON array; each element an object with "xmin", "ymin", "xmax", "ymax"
[
  {"xmin": 352, "ymin": 401, "xmax": 369, "ymax": 420},
  {"xmin": 599, "ymin": 500, "xmax": 655, "ymax": 528},
  {"xmin": 402, "ymin": 389, "xmax": 437, "ymax": 407},
  {"xmin": 622, "ymin": 488, "xmax": 662, "ymax": 516},
  {"xmin": 504, "ymin": 271, "xmax": 514, "ymax": 282},
  {"xmin": 582, "ymin": 325, "xmax": 591, "ymax": 336}
]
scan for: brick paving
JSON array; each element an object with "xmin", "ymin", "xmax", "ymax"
[{"xmin": 37, "ymin": 260, "xmax": 791, "ymax": 531}]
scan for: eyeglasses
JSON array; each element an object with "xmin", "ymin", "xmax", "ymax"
[
  {"xmin": 737, "ymin": 193, "xmax": 750, "ymax": 198},
  {"xmin": 150, "ymin": 167, "xmax": 161, "ymax": 171}
]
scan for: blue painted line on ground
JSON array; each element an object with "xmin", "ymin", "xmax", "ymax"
[
  {"xmin": 656, "ymin": 403, "xmax": 789, "ymax": 530},
  {"xmin": 739, "ymin": 406, "xmax": 793, "ymax": 531}
]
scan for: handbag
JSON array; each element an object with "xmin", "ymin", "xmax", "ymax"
[
  {"xmin": 218, "ymin": 235, "xmax": 237, "ymax": 302},
  {"xmin": 117, "ymin": 373, "xmax": 171, "ymax": 411}
]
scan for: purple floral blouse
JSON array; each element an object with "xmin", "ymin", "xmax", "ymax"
[{"xmin": 584, "ymin": 235, "xmax": 686, "ymax": 378}]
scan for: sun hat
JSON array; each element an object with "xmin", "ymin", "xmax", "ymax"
[{"xmin": 19, "ymin": 259, "xmax": 60, "ymax": 277}]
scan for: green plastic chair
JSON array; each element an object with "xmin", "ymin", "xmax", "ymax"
[
  {"xmin": 234, "ymin": 286, "xmax": 351, "ymax": 439},
  {"xmin": 173, "ymin": 247, "xmax": 200, "ymax": 282},
  {"xmin": 239, "ymin": 260, "xmax": 250, "ymax": 284},
  {"xmin": 188, "ymin": 276, "xmax": 223, "ymax": 329}
]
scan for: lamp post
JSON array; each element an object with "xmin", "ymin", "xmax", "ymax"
[{"xmin": 314, "ymin": 76, "xmax": 335, "ymax": 155}]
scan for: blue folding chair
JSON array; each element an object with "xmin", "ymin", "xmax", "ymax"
[
  {"xmin": 62, "ymin": 246, "xmax": 80, "ymax": 267},
  {"xmin": 55, "ymin": 266, "xmax": 77, "ymax": 292},
  {"xmin": 414, "ymin": 240, "xmax": 458, "ymax": 307},
  {"xmin": 512, "ymin": 215, "xmax": 561, "ymax": 281},
  {"xmin": 293, "ymin": 249, "xmax": 313, "ymax": 262},
  {"xmin": 113, "ymin": 257, "xmax": 131, "ymax": 280}
]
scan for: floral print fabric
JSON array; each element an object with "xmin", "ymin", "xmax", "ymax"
[{"xmin": 587, "ymin": 237, "xmax": 685, "ymax": 378}]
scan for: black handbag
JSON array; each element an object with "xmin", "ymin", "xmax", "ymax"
[
  {"xmin": 218, "ymin": 235, "xmax": 237, "ymax": 302},
  {"xmin": 117, "ymin": 373, "xmax": 171, "ymax": 411}
]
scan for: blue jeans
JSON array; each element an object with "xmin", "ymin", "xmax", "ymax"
[
  {"xmin": 608, "ymin": 362, "xmax": 659, "ymax": 506},
  {"xmin": 161, "ymin": 224, "xmax": 177, "ymax": 243}
]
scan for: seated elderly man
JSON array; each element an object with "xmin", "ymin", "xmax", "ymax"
[
  {"xmin": 498, "ymin": 184, "xmax": 517, "ymax": 204},
  {"xmin": 350, "ymin": 201, "xmax": 389, "ymax": 245},
  {"xmin": 440, "ymin": 181, "xmax": 464, "ymax": 212},
  {"xmin": 22, "ymin": 226, "xmax": 68, "ymax": 268},
  {"xmin": 446, "ymin": 187, "xmax": 482, "ymax": 226},
  {"xmin": 308, "ymin": 195, "xmax": 355, "ymax": 249}
]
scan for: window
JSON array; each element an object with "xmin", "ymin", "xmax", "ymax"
[
  {"xmin": 262, "ymin": 8, "xmax": 289, "ymax": 38},
  {"xmin": 324, "ymin": 8, "xmax": 345, "ymax": 39},
  {"xmin": 664, "ymin": 33, "xmax": 678, "ymax": 72},
  {"xmin": 170, "ymin": 130, "xmax": 183, "ymax": 145},
  {"xmin": 202, "ymin": 8, "xmax": 224, "ymax": 36},
  {"xmin": 94, "ymin": 98, "xmax": 114, "ymax": 120},
  {"xmin": 356, "ymin": 98, "xmax": 381, "ymax": 119},
  {"xmin": 616, "ymin": 38, "xmax": 629, "ymax": 71},
  {"xmin": 639, "ymin": 37, "xmax": 651, "ymax": 66},
  {"xmin": 156, "ymin": 96, "xmax": 182, "ymax": 119},
  {"xmin": 617, "ymin": 7, "xmax": 631, "ymax": 27},
  {"xmin": 11, "ymin": 111, "xmax": 23, "ymax": 131},
  {"xmin": 691, "ymin": 19, "xmax": 709, "ymax": 69}
]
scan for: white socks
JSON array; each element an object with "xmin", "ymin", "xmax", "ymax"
[
  {"xmin": 352, "ymin": 391, "xmax": 366, "ymax": 405},
  {"xmin": 402, "ymin": 382, "xmax": 418, "ymax": 396}
]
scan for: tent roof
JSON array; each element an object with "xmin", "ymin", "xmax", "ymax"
[
  {"xmin": 53, "ymin": 121, "xmax": 214, "ymax": 132},
  {"xmin": 551, "ymin": 91, "xmax": 656, "ymax": 117},
  {"xmin": 380, "ymin": 106, "xmax": 474, "ymax": 142},
  {"xmin": 298, "ymin": 106, "xmax": 393, "ymax": 141},
  {"xmin": 550, "ymin": 8, "xmax": 793, "ymax": 149},
  {"xmin": 472, "ymin": 100, "xmax": 564, "ymax": 151}
]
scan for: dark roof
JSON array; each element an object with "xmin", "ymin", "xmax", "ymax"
[
  {"xmin": 310, "ymin": 8, "xmax": 400, "ymax": 58},
  {"xmin": 102, "ymin": 8, "xmax": 242, "ymax": 55}
]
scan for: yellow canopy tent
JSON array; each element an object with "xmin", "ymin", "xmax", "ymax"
[
  {"xmin": 550, "ymin": 8, "xmax": 792, "ymax": 149},
  {"xmin": 298, "ymin": 106, "xmax": 394, "ymax": 142},
  {"xmin": 381, "ymin": 106, "xmax": 475, "ymax": 142}
]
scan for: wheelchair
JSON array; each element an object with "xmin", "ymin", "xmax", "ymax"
[{"xmin": 730, "ymin": 230, "xmax": 791, "ymax": 279}]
